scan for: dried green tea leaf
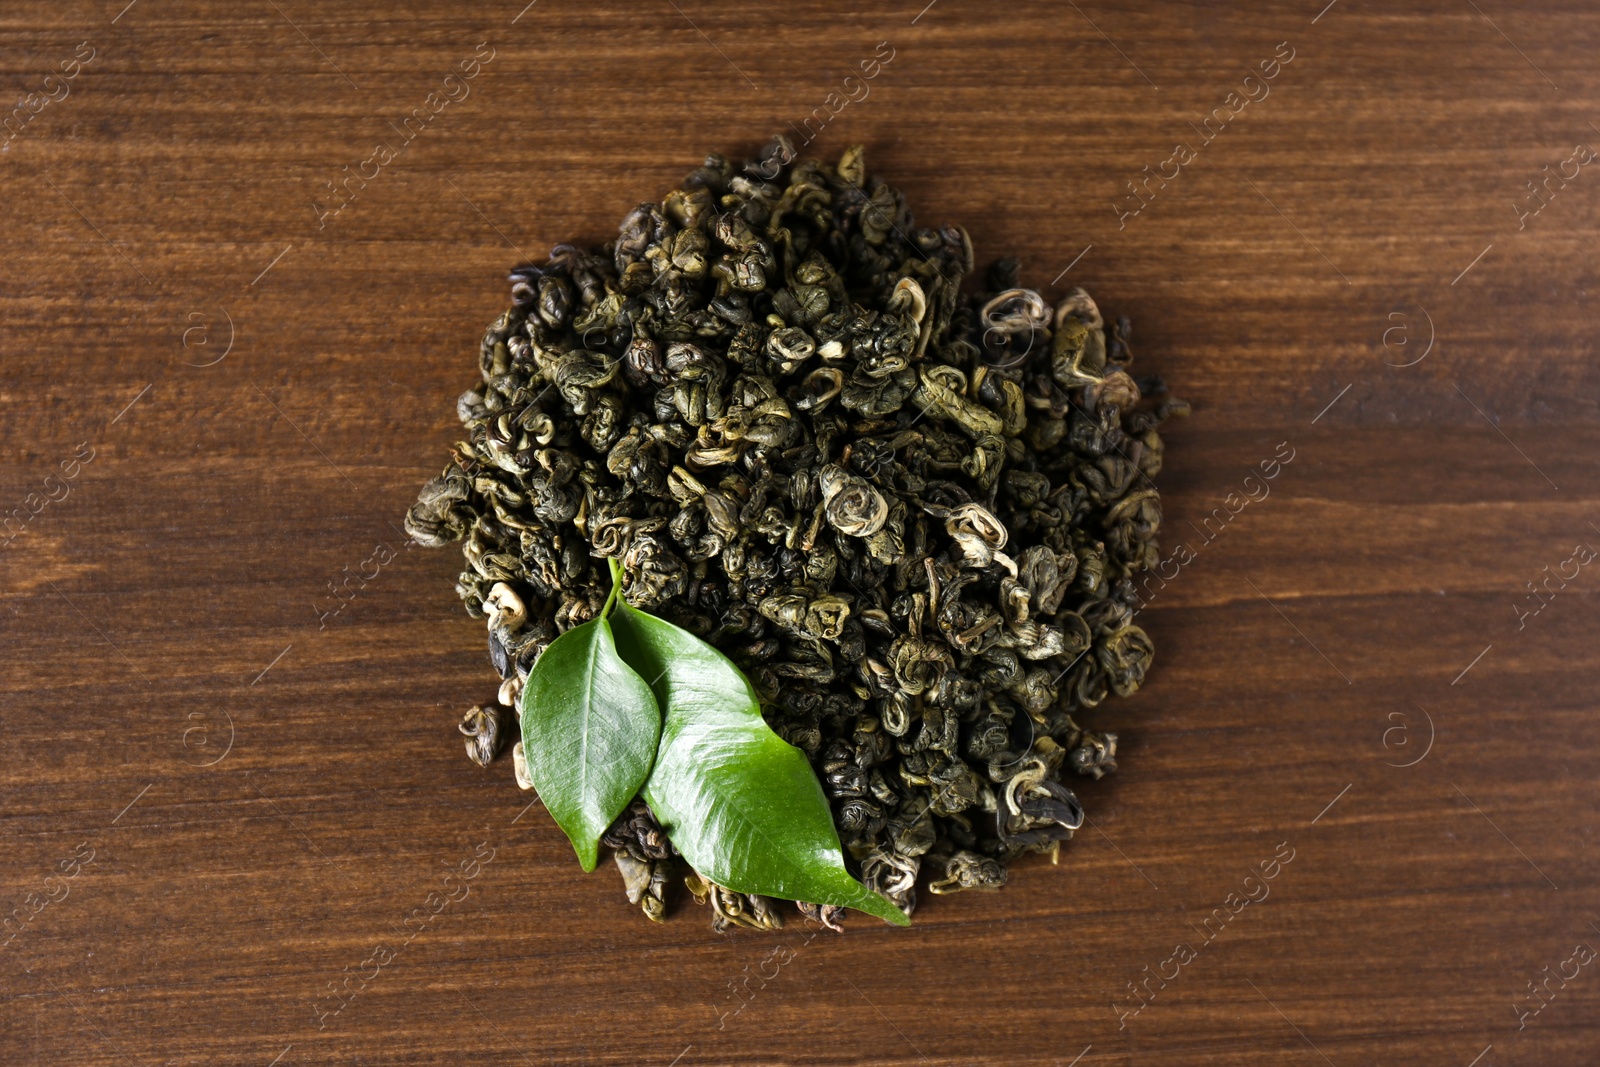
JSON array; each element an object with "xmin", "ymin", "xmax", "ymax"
[
  {"xmin": 520, "ymin": 614, "xmax": 661, "ymax": 871},
  {"xmin": 408, "ymin": 137, "xmax": 1189, "ymax": 928},
  {"xmin": 610, "ymin": 598, "xmax": 908, "ymax": 927}
]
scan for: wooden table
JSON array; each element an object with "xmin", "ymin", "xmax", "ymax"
[{"xmin": 4, "ymin": 1, "xmax": 1597, "ymax": 1063}]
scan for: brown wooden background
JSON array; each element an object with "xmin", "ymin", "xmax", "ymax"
[{"xmin": 3, "ymin": 1, "xmax": 1598, "ymax": 1064}]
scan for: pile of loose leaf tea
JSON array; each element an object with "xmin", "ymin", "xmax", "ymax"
[{"xmin": 407, "ymin": 136, "xmax": 1187, "ymax": 931}]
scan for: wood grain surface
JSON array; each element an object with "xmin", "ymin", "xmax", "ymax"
[{"xmin": 3, "ymin": 1, "xmax": 1598, "ymax": 1064}]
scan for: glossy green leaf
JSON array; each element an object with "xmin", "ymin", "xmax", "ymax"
[
  {"xmin": 520, "ymin": 613, "xmax": 661, "ymax": 872},
  {"xmin": 609, "ymin": 599, "xmax": 908, "ymax": 926}
]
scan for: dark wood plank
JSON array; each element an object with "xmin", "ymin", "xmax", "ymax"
[{"xmin": 3, "ymin": 1, "xmax": 1599, "ymax": 1064}]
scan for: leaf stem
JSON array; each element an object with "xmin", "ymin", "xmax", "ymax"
[{"xmin": 601, "ymin": 556, "xmax": 625, "ymax": 618}]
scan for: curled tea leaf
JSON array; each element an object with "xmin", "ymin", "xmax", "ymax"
[{"xmin": 459, "ymin": 704, "xmax": 506, "ymax": 769}]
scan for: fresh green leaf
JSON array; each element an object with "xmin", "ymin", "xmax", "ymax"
[
  {"xmin": 609, "ymin": 599, "xmax": 909, "ymax": 926},
  {"xmin": 519, "ymin": 613, "xmax": 661, "ymax": 872}
]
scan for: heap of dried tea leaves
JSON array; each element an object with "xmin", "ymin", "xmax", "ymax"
[{"xmin": 407, "ymin": 136, "xmax": 1187, "ymax": 931}]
